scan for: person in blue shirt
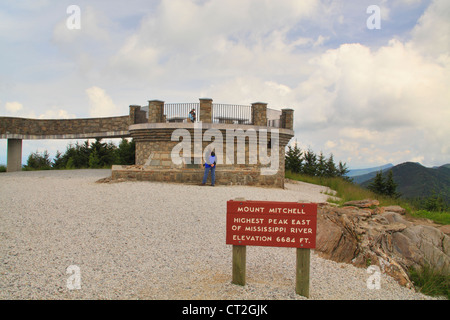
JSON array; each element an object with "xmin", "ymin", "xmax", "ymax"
[
  {"xmin": 201, "ymin": 151, "xmax": 216, "ymax": 186},
  {"xmin": 189, "ymin": 109, "xmax": 196, "ymax": 123}
]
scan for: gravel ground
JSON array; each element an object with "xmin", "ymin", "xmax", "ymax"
[{"xmin": 0, "ymin": 169, "xmax": 438, "ymax": 300}]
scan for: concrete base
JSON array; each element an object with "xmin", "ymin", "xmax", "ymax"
[{"xmin": 7, "ymin": 139, "xmax": 22, "ymax": 172}]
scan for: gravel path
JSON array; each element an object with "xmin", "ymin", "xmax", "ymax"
[{"xmin": 0, "ymin": 169, "xmax": 437, "ymax": 300}]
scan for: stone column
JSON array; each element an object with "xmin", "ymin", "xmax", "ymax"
[
  {"xmin": 281, "ymin": 109, "xmax": 294, "ymax": 130},
  {"xmin": 129, "ymin": 105, "xmax": 141, "ymax": 125},
  {"xmin": 7, "ymin": 139, "xmax": 22, "ymax": 172},
  {"xmin": 148, "ymin": 100, "xmax": 165, "ymax": 123},
  {"xmin": 199, "ymin": 98, "xmax": 213, "ymax": 123},
  {"xmin": 251, "ymin": 102, "xmax": 267, "ymax": 126}
]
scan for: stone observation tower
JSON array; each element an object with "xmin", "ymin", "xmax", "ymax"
[{"xmin": 1, "ymin": 98, "xmax": 294, "ymax": 188}]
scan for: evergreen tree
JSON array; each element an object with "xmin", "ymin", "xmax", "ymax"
[
  {"xmin": 424, "ymin": 191, "xmax": 446, "ymax": 212},
  {"xmin": 52, "ymin": 151, "xmax": 65, "ymax": 169},
  {"xmin": 325, "ymin": 154, "xmax": 337, "ymax": 177},
  {"xmin": 337, "ymin": 161, "xmax": 349, "ymax": 177},
  {"xmin": 302, "ymin": 148, "xmax": 317, "ymax": 176},
  {"xmin": 384, "ymin": 170, "xmax": 400, "ymax": 198},
  {"xmin": 117, "ymin": 138, "xmax": 136, "ymax": 165},
  {"xmin": 24, "ymin": 150, "xmax": 52, "ymax": 170},
  {"xmin": 285, "ymin": 143, "xmax": 303, "ymax": 173},
  {"xmin": 316, "ymin": 152, "xmax": 327, "ymax": 177},
  {"xmin": 368, "ymin": 171, "xmax": 386, "ymax": 195}
]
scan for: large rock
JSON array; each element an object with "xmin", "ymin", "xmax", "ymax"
[
  {"xmin": 315, "ymin": 202, "xmax": 450, "ymax": 288},
  {"xmin": 438, "ymin": 225, "xmax": 450, "ymax": 236},
  {"xmin": 383, "ymin": 205, "xmax": 407, "ymax": 215},
  {"xmin": 343, "ymin": 199, "xmax": 380, "ymax": 208},
  {"xmin": 316, "ymin": 213, "xmax": 359, "ymax": 264}
]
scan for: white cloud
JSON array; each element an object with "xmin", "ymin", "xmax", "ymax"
[
  {"xmin": 409, "ymin": 0, "xmax": 450, "ymax": 59},
  {"xmin": 1, "ymin": 0, "xmax": 449, "ymax": 169},
  {"xmin": 5, "ymin": 101, "xmax": 23, "ymax": 113},
  {"xmin": 52, "ymin": 5, "xmax": 112, "ymax": 45},
  {"xmin": 86, "ymin": 86, "xmax": 121, "ymax": 117},
  {"xmin": 104, "ymin": 0, "xmax": 450, "ymax": 167},
  {"xmin": 107, "ymin": 0, "xmax": 320, "ymax": 82},
  {"xmin": 37, "ymin": 109, "xmax": 76, "ymax": 119}
]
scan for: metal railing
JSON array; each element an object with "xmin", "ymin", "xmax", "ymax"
[
  {"xmin": 212, "ymin": 104, "xmax": 253, "ymax": 125},
  {"xmin": 143, "ymin": 102, "xmax": 285, "ymax": 127},
  {"xmin": 267, "ymin": 108, "xmax": 282, "ymax": 128},
  {"xmin": 164, "ymin": 103, "xmax": 199, "ymax": 123}
]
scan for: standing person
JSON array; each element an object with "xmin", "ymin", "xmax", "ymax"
[
  {"xmin": 201, "ymin": 151, "xmax": 216, "ymax": 186},
  {"xmin": 189, "ymin": 108, "xmax": 196, "ymax": 123}
]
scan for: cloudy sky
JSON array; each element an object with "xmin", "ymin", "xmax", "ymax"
[{"xmin": 1, "ymin": 0, "xmax": 449, "ymax": 169}]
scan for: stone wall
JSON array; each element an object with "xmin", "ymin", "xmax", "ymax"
[
  {"xmin": 118, "ymin": 123, "xmax": 293, "ymax": 188},
  {"xmin": 129, "ymin": 105, "xmax": 147, "ymax": 125},
  {"xmin": 0, "ymin": 115, "xmax": 130, "ymax": 139},
  {"xmin": 111, "ymin": 166, "xmax": 285, "ymax": 187}
]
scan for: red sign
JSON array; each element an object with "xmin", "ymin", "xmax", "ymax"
[{"xmin": 226, "ymin": 200, "xmax": 317, "ymax": 248}]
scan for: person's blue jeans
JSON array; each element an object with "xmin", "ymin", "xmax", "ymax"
[{"xmin": 202, "ymin": 166, "xmax": 216, "ymax": 185}]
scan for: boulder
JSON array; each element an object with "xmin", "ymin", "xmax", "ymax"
[
  {"xmin": 383, "ymin": 205, "xmax": 406, "ymax": 215},
  {"xmin": 316, "ymin": 213, "xmax": 359, "ymax": 264},
  {"xmin": 400, "ymin": 225, "xmax": 450, "ymax": 271},
  {"xmin": 438, "ymin": 225, "xmax": 450, "ymax": 236},
  {"xmin": 343, "ymin": 199, "xmax": 380, "ymax": 208},
  {"xmin": 315, "ymin": 203, "xmax": 450, "ymax": 288},
  {"xmin": 381, "ymin": 212, "xmax": 413, "ymax": 227}
]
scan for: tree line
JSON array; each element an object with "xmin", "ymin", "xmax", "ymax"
[
  {"xmin": 24, "ymin": 138, "xmax": 135, "ymax": 170},
  {"xmin": 367, "ymin": 170, "xmax": 400, "ymax": 198},
  {"xmin": 284, "ymin": 143, "xmax": 350, "ymax": 179}
]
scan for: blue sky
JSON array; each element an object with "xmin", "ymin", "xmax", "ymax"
[{"xmin": 1, "ymin": 0, "xmax": 449, "ymax": 169}]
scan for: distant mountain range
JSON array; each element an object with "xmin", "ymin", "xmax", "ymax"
[
  {"xmin": 351, "ymin": 162, "xmax": 450, "ymax": 204},
  {"xmin": 347, "ymin": 163, "xmax": 394, "ymax": 178}
]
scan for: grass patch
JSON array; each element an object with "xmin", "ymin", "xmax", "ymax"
[
  {"xmin": 285, "ymin": 171, "xmax": 450, "ymax": 225},
  {"xmin": 409, "ymin": 265, "xmax": 450, "ymax": 299},
  {"xmin": 285, "ymin": 171, "xmax": 401, "ymax": 207},
  {"xmin": 410, "ymin": 210, "xmax": 450, "ymax": 225}
]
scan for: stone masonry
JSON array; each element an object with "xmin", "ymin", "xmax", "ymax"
[
  {"xmin": 1, "ymin": 98, "xmax": 295, "ymax": 185},
  {"xmin": 112, "ymin": 99, "xmax": 295, "ymax": 188}
]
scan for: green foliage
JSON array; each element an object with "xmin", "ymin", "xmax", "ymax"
[
  {"xmin": 367, "ymin": 170, "xmax": 400, "ymax": 198},
  {"xmin": 337, "ymin": 161, "xmax": 349, "ymax": 178},
  {"xmin": 0, "ymin": 164, "xmax": 6, "ymax": 172},
  {"xmin": 384, "ymin": 170, "xmax": 399, "ymax": 198},
  {"xmin": 408, "ymin": 264, "xmax": 449, "ymax": 299},
  {"xmin": 410, "ymin": 210, "xmax": 450, "ymax": 225},
  {"xmin": 422, "ymin": 191, "xmax": 448, "ymax": 212},
  {"xmin": 362, "ymin": 162, "xmax": 450, "ymax": 206},
  {"xmin": 285, "ymin": 143, "xmax": 303, "ymax": 174},
  {"xmin": 24, "ymin": 150, "xmax": 52, "ymax": 170},
  {"xmin": 286, "ymin": 170, "xmax": 450, "ymax": 225},
  {"xmin": 284, "ymin": 145, "xmax": 350, "ymax": 180},
  {"xmin": 116, "ymin": 138, "xmax": 135, "ymax": 165},
  {"xmin": 368, "ymin": 171, "xmax": 386, "ymax": 194},
  {"xmin": 285, "ymin": 171, "xmax": 381, "ymax": 205},
  {"xmin": 302, "ymin": 148, "xmax": 317, "ymax": 176},
  {"xmin": 23, "ymin": 138, "xmax": 135, "ymax": 171}
]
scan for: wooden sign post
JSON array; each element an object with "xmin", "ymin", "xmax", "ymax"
[
  {"xmin": 226, "ymin": 198, "xmax": 317, "ymax": 298},
  {"xmin": 296, "ymin": 247, "xmax": 311, "ymax": 298},
  {"xmin": 232, "ymin": 245, "xmax": 246, "ymax": 286}
]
